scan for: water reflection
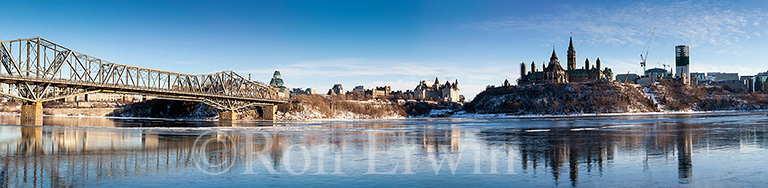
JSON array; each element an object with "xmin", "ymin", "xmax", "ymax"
[
  {"xmin": 0, "ymin": 112, "xmax": 767, "ymax": 187},
  {"xmin": 480, "ymin": 114, "xmax": 768, "ymax": 186},
  {"xmin": 0, "ymin": 121, "xmax": 465, "ymax": 187},
  {"xmin": 1, "ymin": 126, "xmax": 201, "ymax": 187}
]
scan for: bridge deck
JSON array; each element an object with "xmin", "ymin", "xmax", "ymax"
[{"xmin": 0, "ymin": 75, "xmax": 287, "ymax": 104}]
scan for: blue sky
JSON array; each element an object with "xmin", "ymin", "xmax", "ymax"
[{"xmin": 2, "ymin": 0, "xmax": 767, "ymax": 100}]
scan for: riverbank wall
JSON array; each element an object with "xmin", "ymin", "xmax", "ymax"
[{"xmin": 44, "ymin": 108, "xmax": 121, "ymax": 116}]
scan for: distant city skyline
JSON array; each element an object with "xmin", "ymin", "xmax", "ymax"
[{"xmin": 3, "ymin": 0, "xmax": 767, "ymax": 99}]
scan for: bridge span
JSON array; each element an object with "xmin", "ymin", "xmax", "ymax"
[{"xmin": 0, "ymin": 37, "xmax": 287, "ymax": 123}]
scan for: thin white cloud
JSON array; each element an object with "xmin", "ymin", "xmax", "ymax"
[
  {"xmin": 175, "ymin": 61, "xmax": 197, "ymax": 65},
  {"xmin": 690, "ymin": 64, "xmax": 758, "ymax": 75},
  {"xmin": 240, "ymin": 58, "xmax": 518, "ymax": 100},
  {"xmin": 244, "ymin": 58, "xmax": 516, "ymax": 78},
  {"xmin": 465, "ymin": 1, "xmax": 766, "ymax": 50}
]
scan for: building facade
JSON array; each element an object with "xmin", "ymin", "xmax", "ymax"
[
  {"xmin": 290, "ymin": 88, "xmax": 319, "ymax": 97},
  {"xmin": 518, "ymin": 37, "xmax": 613, "ymax": 85},
  {"xmin": 616, "ymin": 73, "xmax": 640, "ymax": 84},
  {"xmin": 372, "ymin": 86, "xmax": 391, "ymax": 97},
  {"xmin": 352, "ymin": 85, "xmax": 366, "ymax": 95},
  {"xmin": 414, "ymin": 77, "xmax": 460, "ymax": 102},
  {"xmin": 269, "ymin": 70, "xmax": 288, "ymax": 98},
  {"xmin": 707, "ymin": 72, "xmax": 739, "ymax": 81},
  {"xmin": 328, "ymin": 84, "xmax": 344, "ymax": 95}
]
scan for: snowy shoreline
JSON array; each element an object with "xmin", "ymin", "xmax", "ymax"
[
  {"xmin": 409, "ymin": 108, "xmax": 768, "ymax": 120},
  {"xmin": 2, "ymin": 108, "xmax": 765, "ymax": 123}
]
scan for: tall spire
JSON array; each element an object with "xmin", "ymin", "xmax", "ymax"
[
  {"xmin": 550, "ymin": 47, "xmax": 558, "ymax": 60},
  {"xmin": 567, "ymin": 37, "xmax": 576, "ymax": 70}
]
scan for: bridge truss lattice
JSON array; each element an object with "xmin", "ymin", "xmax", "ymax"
[{"xmin": 0, "ymin": 37, "xmax": 285, "ymax": 111}]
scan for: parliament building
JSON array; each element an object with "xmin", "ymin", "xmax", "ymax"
[{"xmin": 517, "ymin": 37, "xmax": 613, "ymax": 85}]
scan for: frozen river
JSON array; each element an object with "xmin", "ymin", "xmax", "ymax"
[{"xmin": 1, "ymin": 112, "xmax": 767, "ymax": 187}]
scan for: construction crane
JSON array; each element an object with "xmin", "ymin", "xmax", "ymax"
[
  {"xmin": 649, "ymin": 60, "xmax": 671, "ymax": 77},
  {"xmin": 650, "ymin": 60, "xmax": 670, "ymax": 70},
  {"xmin": 640, "ymin": 27, "xmax": 657, "ymax": 72}
]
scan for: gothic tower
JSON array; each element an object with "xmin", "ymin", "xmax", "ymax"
[
  {"xmin": 585, "ymin": 58, "xmax": 590, "ymax": 70},
  {"xmin": 520, "ymin": 62, "xmax": 527, "ymax": 77},
  {"xmin": 567, "ymin": 37, "xmax": 576, "ymax": 70},
  {"xmin": 596, "ymin": 58, "xmax": 602, "ymax": 73}
]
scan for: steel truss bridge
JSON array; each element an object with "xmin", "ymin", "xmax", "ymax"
[{"xmin": 0, "ymin": 37, "xmax": 286, "ymax": 115}]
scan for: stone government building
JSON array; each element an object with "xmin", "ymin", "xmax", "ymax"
[
  {"xmin": 517, "ymin": 37, "xmax": 613, "ymax": 85},
  {"xmin": 414, "ymin": 77, "xmax": 461, "ymax": 102}
]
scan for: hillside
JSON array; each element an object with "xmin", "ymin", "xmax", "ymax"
[
  {"xmin": 648, "ymin": 80, "xmax": 768, "ymax": 111},
  {"xmin": 277, "ymin": 94, "xmax": 407, "ymax": 120},
  {"xmin": 110, "ymin": 99, "xmax": 218, "ymax": 118},
  {"xmin": 465, "ymin": 81, "xmax": 658, "ymax": 115}
]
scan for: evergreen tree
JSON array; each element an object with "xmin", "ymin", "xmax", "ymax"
[{"xmin": 756, "ymin": 78, "xmax": 764, "ymax": 93}]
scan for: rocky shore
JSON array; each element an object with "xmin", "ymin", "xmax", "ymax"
[
  {"xmin": 465, "ymin": 80, "xmax": 768, "ymax": 115},
  {"xmin": 465, "ymin": 81, "xmax": 657, "ymax": 115}
]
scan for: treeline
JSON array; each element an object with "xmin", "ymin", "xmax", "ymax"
[{"xmin": 280, "ymin": 94, "xmax": 407, "ymax": 119}]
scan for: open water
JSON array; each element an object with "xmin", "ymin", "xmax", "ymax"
[{"xmin": 1, "ymin": 112, "xmax": 768, "ymax": 187}]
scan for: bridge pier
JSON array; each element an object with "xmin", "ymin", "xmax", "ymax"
[
  {"xmin": 21, "ymin": 102, "xmax": 43, "ymax": 125},
  {"xmin": 261, "ymin": 105, "xmax": 276, "ymax": 121},
  {"xmin": 220, "ymin": 111, "xmax": 236, "ymax": 121}
]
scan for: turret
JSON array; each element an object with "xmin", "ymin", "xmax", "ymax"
[
  {"xmin": 454, "ymin": 79, "xmax": 458, "ymax": 89},
  {"xmin": 520, "ymin": 62, "xmax": 527, "ymax": 77},
  {"xmin": 585, "ymin": 58, "xmax": 590, "ymax": 70},
  {"xmin": 531, "ymin": 61, "xmax": 537, "ymax": 72},
  {"xmin": 596, "ymin": 58, "xmax": 601, "ymax": 71}
]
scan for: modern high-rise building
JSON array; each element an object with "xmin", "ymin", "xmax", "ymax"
[{"xmin": 675, "ymin": 45, "xmax": 690, "ymax": 85}]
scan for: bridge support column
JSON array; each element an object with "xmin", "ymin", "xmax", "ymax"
[
  {"xmin": 220, "ymin": 111, "xmax": 237, "ymax": 121},
  {"xmin": 262, "ymin": 105, "xmax": 277, "ymax": 121},
  {"xmin": 21, "ymin": 102, "xmax": 43, "ymax": 125},
  {"xmin": 219, "ymin": 110, "xmax": 236, "ymax": 126}
]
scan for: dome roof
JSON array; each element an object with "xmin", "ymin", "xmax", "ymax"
[
  {"xmin": 270, "ymin": 70, "xmax": 284, "ymax": 87},
  {"xmin": 269, "ymin": 78, "xmax": 284, "ymax": 87}
]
